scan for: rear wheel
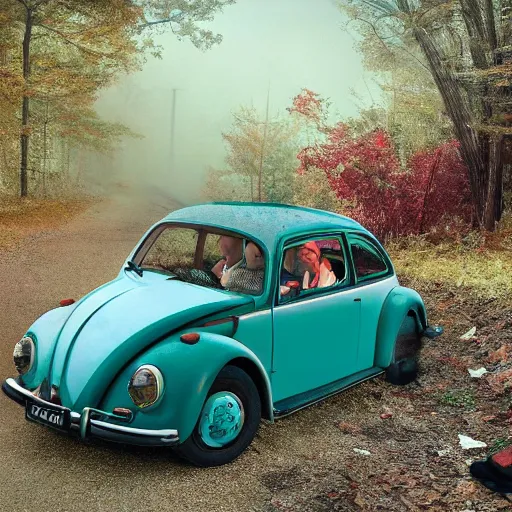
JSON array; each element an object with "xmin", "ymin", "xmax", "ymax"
[
  {"xmin": 175, "ymin": 365, "xmax": 261, "ymax": 467},
  {"xmin": 386, "ymin": 315, "xmax": 422, "ymax": 386}
]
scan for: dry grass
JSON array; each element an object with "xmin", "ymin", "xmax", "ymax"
[
  {"xmin": 0, "ymin": 196, "xmax": 94, "ymax": 251},
  {"xmin": 387, "ymin": 214, "xmax": 512, "ymax": 304}
]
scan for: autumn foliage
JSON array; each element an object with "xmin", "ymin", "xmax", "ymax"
[{"xmin": 290, "ymin": 89, "xmax": 472, "ymax": 238}]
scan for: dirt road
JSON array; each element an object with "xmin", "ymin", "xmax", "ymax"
[{"xmin": 0, "ymin": 188, "xmax": 510, "ymax": 512}]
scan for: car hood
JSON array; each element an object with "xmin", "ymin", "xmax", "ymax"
[{"xmin": 49, "ymin": 274, "xmax": 254, "ymax": 409}]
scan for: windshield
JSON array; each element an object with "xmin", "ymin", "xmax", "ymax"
[{"xmin": 138, "ymin": 225, "xmax": 266, "ymax": 296}]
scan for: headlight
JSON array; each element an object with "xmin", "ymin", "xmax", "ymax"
[
  {"xmin": 13, "ymin": 336, "xmax": 35, "ymax": 375},
  {"xmin": 127, "ymin": 365, "xmax": 163, "ymax": 408}
]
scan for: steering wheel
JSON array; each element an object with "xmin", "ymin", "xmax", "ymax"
[{"xmin": 171, "ymin": 267, "xmax": 224, "ymax": 289}]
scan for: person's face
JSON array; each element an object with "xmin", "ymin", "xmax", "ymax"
[
  {"xmin": 219, "ymin": 236, "xmax": 241, "ymax": 259},
  {"xmin": 298, "ymin": 246, "xmax": 319, "ymax": 270},
  {"xmin": 245, "ymin": 243, "xmax": 264, "ymax": 270}
]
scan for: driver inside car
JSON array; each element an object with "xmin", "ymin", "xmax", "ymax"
[
  {"xmin": 211, "ymin": 235, "xmax": 244, "ymax": 287},
  {"xmin": 224, "ymin": 242, "xmax": 265, "ymax": 295}
]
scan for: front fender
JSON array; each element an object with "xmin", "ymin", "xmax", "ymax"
[
  {"xmin": 20, "ymin": 305, "xmax": 77, "ymax": 389},
  {"xmin": 374, "ymin": 286, "xmax": 428, "ymax": 368},
  {"xmin": 99, "ymin": 331, "xmax": 272, "ymax": 444}
]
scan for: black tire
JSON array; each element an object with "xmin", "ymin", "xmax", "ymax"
[
  {"xmin": 175, "ymin": 365, "xmax": 261, "ymax": 467},
  {"xmin": 386, "ymin": 315, "xmax": 421, "ymax": 386}
]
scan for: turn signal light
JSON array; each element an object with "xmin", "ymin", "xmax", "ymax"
[
  {"xmin": 180, "ymin": 333, "xmax": 200, "ymax": 345},
  {"xmin": 113, "ymin": 407, "xmax": 132, "ymax": 418},
  {"xmin": 60, "ymin": 298, "xmax": 75, "ymax": 307}
]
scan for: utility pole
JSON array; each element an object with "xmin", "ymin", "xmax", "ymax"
[
  {"xmin": 257, "ymin": 84, "xmax": 270, "ymax": 202},
  {"xmin": 170, "ymin": 87, "xmax": 178, "ymax": 175}
]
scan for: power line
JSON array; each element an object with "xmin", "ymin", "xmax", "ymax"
[{"xmin": 257, "ymin": 83, "xmax": 270, "ymax": 202}]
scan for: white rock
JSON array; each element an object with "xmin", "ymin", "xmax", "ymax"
[
  {"xmin": 353, "ymin": 448, "xmax": 371, "ymax": 456},
  {"xmin": 468, "ymin": 367, "xmax": 488, "ymax": 378},
  {"xmin": 458, "ymin": 434, "xmax": 487, "ymax": 450}
]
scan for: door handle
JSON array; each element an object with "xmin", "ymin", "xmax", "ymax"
[{"xmin": 354, "ymin": 298, "xmax": 361, "ymax": 302}]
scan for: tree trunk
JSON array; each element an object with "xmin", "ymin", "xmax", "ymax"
[
  {"xmin": 481, "ymin": 134, "xmax": 504, "ymax": 229},
  {"xmin": 459, "ymin": 0, "xmax": 490, "ymax": 69},
  {"xmin": 412, "ymin": 27, "xmax": 504, "ymax": 230},
  {"xmin": 20, "ymin": 7, "xmax": 33, "ymax": 198},
  {"xmin": 42, "ymin": 98, "xmax": 49, "ymax": 196},
  {"xmin": 67, "ymin": 143, "xmax": 71, "ymax": 177}
]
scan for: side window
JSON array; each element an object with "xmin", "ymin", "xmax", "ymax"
[
  {"xmin": 141, "ymin": 227, "xmax": 198, "ymax": 271},
  {"xmin": 203, "ymin": 233, "xmax": 223, "ymax": 272},
  {"xmin": 348, "ymin": 235, "xmax": 388, "ymax": 282},
  {"xmin": 278, "ymin": 237, "xmax": 346, "ymax": 303}
]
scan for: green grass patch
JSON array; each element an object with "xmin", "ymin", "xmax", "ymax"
[
  {"xmin": 387, "ymin": 226, "xmax": 512, "ymax": 303},
  {"xmin": 438, "ymin": 389, "xmax": 476, "ymax": 410}
]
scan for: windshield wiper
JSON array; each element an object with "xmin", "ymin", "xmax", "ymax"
[{"xmin": 125, "ymin": 260, "xmax": 143, "ymax": 277}]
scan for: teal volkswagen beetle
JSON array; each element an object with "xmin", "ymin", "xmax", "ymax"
[{"xmin": 2, "ymin": 203, "xmax": 442, "ymax": 466}]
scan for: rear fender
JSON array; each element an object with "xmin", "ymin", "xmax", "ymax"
[
  {"xmin": 99, "ymin": 331, "xmax": 273, "ymax": 444},
  {"xmin": 375, "ymin": 286, "xmax": 428, "ymax": 368}
]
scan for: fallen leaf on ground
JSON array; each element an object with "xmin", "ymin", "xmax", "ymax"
[
  {"xmin": 353, "ymin": 448, "xmax": 371, "ymax": 456},
  {"xmin": 468, "ymin": 367, "xmax": 488, "ymax": 378},
  {"xmin": 459, "ymin": 434, "xmax": 487, "ymax": 449},
  {"xmin": 460, "ymin": 327, "xmax": 477, "ymax": 340},
  {"xmin": 337, "ymin": 422, "xmax": 361, "ymax": 434},
  {"xmin": 487, "ymin": 369, "xmax": 512, "ymax": 394},
  {"xmin": 455, "ymin": 480, "xmax": 478, "ymax": 495},
  {"xmin": 489, "ymin": 345, "xmax": 510, "ymax": 364},
  {"xmin": 354, "ymin": 493, "xmax": 367, "ymax": 508},
  {"xmin": 400, "ymin": 495, "xmax": 420, "ymax": 511}
]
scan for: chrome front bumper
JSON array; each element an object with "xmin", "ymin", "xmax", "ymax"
[{"xmin": 2, "ymin": 378, "xmax": 179, "ymax": 447}]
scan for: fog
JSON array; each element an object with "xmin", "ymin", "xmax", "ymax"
[{"xmin": 94, "ymin": 0, "xmax": 383, "ymax": 205}]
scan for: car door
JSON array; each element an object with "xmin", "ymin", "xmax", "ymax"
[
  {"xmin": 271, "ymin": 235, "xmax": 362, "ymax": 403},
  {"xmin": 346, "ymin": 232, "xmax": 398, "ymax": 370}
]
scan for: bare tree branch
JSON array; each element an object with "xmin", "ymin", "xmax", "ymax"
[
  {"xmin": 346, "ymin": 15, "xmax": 431, "ymax": 72},
  {"xmin": 14, "ymin": 0, "xmax": 29, "ymax": 10},
  {"xmin": 37, "ymin": 24, "xmax": 120, "ymax": 59}
]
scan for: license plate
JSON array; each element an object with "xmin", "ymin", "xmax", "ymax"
[{"xmin": 26, "ymin": 402, "xmax": 70, "ymax": 431}]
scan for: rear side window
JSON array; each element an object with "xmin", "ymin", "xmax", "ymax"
[{"xmin": 348, "ymin": 234, "xmax": 389, "ymax": 282}]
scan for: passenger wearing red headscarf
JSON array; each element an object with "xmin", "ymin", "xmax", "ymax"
[{"xmin": 298, "ymin": 241, "xmax": 336, "ymax": 290}]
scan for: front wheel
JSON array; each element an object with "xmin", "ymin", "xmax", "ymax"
[{"xmin": 175, "ymin": 365, "xmax": 261, "ymax": 467}]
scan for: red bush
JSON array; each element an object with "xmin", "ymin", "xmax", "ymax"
[{"xmin": 297, "ymin": 125, "xmax": 472, "ymax": 238}]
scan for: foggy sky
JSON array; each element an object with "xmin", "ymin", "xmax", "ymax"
[{"xmin": 95, "ymin": 0, "xmax": 383, "ymax": 204}]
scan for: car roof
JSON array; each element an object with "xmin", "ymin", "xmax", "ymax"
[{"xmin": 163, "ymin": 202, "xmax": 369, "ymax": 253}]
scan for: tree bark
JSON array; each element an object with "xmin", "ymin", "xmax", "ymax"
[
  {"xmin": 459, "ymin": 0, "xmax": 490, "ymax": 69},
  {"xmin": 20, "ymin": 6, "xmax": 33, "ymax": 198},
  {"xmin": 412, "ymin": 27, "xmax": 504, "ymax": 230},
  {"xmin": 481, "ymin": 134, "xmax": 504, "ymax": 229}
]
